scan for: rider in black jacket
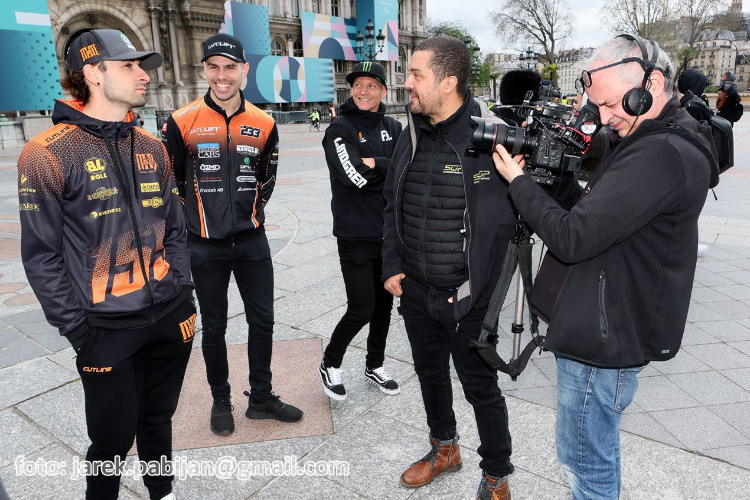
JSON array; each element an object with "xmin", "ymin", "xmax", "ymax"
[{"xmin": 318, "ymin": 62, "xmax": 403, "ymax": 401}]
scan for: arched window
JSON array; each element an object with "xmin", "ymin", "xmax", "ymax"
[
  {"xmin": 396, "ymin": 46, "xmax": 406, "ymax": 73},
  {"xmin": 271, "ymin": 38, "xmax": 285, "ymax": 56},
  {"xmin": 293, "ymin": 40, "xmax": 303, "ymax": 57}
]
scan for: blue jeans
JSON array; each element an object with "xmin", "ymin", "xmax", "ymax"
[{"xmin": 555, "ymin": 355, "xmax": 643, "ymax": 499}]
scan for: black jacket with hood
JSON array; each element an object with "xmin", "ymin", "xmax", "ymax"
[
  {"xmin": 18, "ymin": 99, "xmax": 193, "ymax": 349},
  {"xmin": 512, "ymin": 97, "xmax": 720, "ymax": 367},
  {"xmin": 383, "ymin": 96, "xmax": 517, "ymax": 321},
  {"xmin": 322, "ymin": 98, "xmax": 402, "ymax": 241}
]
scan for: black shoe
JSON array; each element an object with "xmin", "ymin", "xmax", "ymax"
[
  {"xmin": 210, "ymin": 397, "xmax": 235, "ymax": 436},
  {"xmin": 365, "ymin": 366, "xmax": 401, "ymax": 395},
  {"xmin": 243, "ymin": 391, "xmax": 303, "ymax": 422},
  {"xmin": 319, "ymin": 362, "xmax": 347, "ymax": 401}
]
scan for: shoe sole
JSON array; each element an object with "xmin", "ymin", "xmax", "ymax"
[
  {"xmin": 399, "ymin": 462, "xmax": 463, "ymax": 488},
  {"xmin": 320, "ymin": 367, "xmax": 347, "ymax": 401},
  {"xmin": 365, "ymin": 375, "xmax": 401, "ymax": 395},
  {"xmin": 210, "ymin": 424, "xmax": 234, "ymax": 436},
  {"xmin": 245, "ymin": 410, "xmax": 303, "ymax": 423}
]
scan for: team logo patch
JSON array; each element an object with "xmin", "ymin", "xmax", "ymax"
[
  {"xmin": 142, "ymin": 197, "xmax": 163, "ymax": 208},
  {"xmin": 239, "ymin": 125, "xmax": 261, "ymax": 138},
  {"xmin": 237, "ymin": 144, "xmax": 259, "ymax": 156},
  {"xmin": 473, "ymin": 170, "xmax": 491, "ymax": 184},
  {"xmin": 443, "ymin": 165, "xmax": 462, "ymax": 175},
  {"xmin": 20, "ymin": 174, "xmax": 28, "ymax": 184},
  {"xmin": 381, "ymin": 130, "xmax": 392, "ymax": 142},
  {"xmin": 172, "ymin": 187, "xmax": 179, "ymax": 195},
  {"xmin": 140, "ymin": 182, "xmax": 160, "ymax": 193},
  {"xmin": 358, "ymin": 132, "xmax": 366, "ymax": 143},
  {"xmin": 180, "ymin": 313, "xmax": 197, "ymax": 342},
  {"xmin": 85, "ymin": 158, "xmax": 108, "ymax": 181},
  {"xmin": 90, "ymin": 208, "xmax": 121, "ymax": 219},
  {"xmin": 200, "ymin": 164, "xmax": 220, "ymax": 172},
  {"xmin": 87, "ymin": 187, "xmax": 119, "ymax": 201},
  {"xmin": 236, "ymin": 176, "xmax": 257, "ymax": 183},
  {"xmin": 79, "ymin": 44, "xmax": 100, "ymax": 62},
  {"xmin": 136, "ymin": 153, "xmax": 158, "ymax": 173},
  {"xmin": 19, "ymin": 203, "xmax": 39, "ymax": 211},
  {"xmin": 198, "ymin": 143, "xmax": 220, "ymax": 159}
]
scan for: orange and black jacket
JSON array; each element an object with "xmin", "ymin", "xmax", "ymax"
[
  {"xmin": 18, "ymin": 99, "xmax": 193, "ymax": 348},
  {"xmin": 163, "ymin": 90, "xmax": 278, "ymax": 240}
]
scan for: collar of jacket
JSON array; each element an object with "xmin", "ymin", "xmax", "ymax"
[
  {"xmin": 339, "ymin": 97, "xmax": 386, "ymax": 128},
  {"xmin": 203, "ymin": 89, "xmax": 247, "ymax": 119},
  {"xmin": 51, "ymin": 99, "xmax": 136, "ymax": 139}
]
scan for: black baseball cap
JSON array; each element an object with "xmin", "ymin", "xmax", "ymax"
[
  {"xmin": 346, "ymin": 61, "xmax": 387, "ymax": 87},
  {"xmin": 66, "ymin": 29, "xmax": 163, "ymax": 71},
  {"xmin": 202, "ymin": 34, "xmax": 246, "ymax": 63}
]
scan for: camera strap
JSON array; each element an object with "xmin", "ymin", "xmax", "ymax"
[{"xmin": 470, "ymin": 220, "xmax": 544, "ymax": 379}]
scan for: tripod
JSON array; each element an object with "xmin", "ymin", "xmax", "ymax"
[{"xmin": 470, "ymin": 217, "xmax": 544, "ymax": 380}]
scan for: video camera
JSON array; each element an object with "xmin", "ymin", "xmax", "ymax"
[{"xmin": 469, "ymin": 83, "xmax": 602, "ymax": 185}]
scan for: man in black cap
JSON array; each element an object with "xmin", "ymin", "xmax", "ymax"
[
  {"xmin": 318, "ymin": 61, "xmax": 403, "ymax": 401},
  {"xmin": 163, "ymin": 33, "xmax": 303, "ymax": 437},
  {"xmin": 19, "ymin": 29, "xmax": 194, "ymax": 500}
]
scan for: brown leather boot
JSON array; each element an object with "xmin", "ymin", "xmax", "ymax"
[
  {"xmin": 400, "ymin": 435, "xmax": 462, "ymax": 488},
  {"xmin": 476, "ymin": 471, "xmax": 511, "ymax": 500}
]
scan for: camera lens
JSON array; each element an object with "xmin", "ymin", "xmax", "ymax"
[
  {"xmin": 471, "ymin": 117, "xmax": 499, "ymax": 155},
  {"xmin": 497, "ymin": 124, "xmax": 536, "ymax": 156}
]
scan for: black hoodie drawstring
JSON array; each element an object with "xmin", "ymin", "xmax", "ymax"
[
  {"xmin": 129, "ymin": 129, "xmax": 139, "ymax": 200},
  {"xmin": 100, "ymin": 126, "xmax": 132, "ymax": 204}
]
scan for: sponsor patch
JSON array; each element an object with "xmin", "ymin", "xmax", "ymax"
[
  {"xmin": 200, "ymin": 164, "xmax": 220, "ymax": 172},
  {"xmin": 236, "ymin": 144, "xmax": 259, "ymax": 156},
  {"xmin": 358, "ymin": 132, "xmax": 366, "ymax": 143},
  {"xmin": 90, "ymin": 207, "xmax": 121, "ymax": 219},
  {"xmin": 239, "ymin": 125, "xmax": 261, "ymax": 138},
  {"xmin": 198, "ymin": 143, "xmax": 220, "ymax": 159},
  {"xmin": 190, "ymin": 126, "xmax": 221, "ymax": 136},
  {"xmin": 333, "ymin": 137, "xmax": 367, "ymax": 188},
  {"xmin": 198, "ymin": 187, "xmax": 224, "ymax": 193},
  {"xmin": 20, "ymin": 174, "xmax": 28, "ymax": 184},
  {"xmin": 142, "ymin": 197, "xmax": 164, "ymax": 208},
  {"xmin": 237, "ymin": 187, "xmax": 255, "ymax": 192},
  {"xmin": 140, "ymin": 182, "xmax": 160, "ymax": 193},
  {"xmin": 240, "ymin": 165, "xmax": 252, "ymax": 173},
  {"xmin": 381, "ymin": 130, "xmax": 393, "ymax": 142},
  {"xmin": 18, "ymin": 187, "xmax": 36, "ymax": 195},
  {"xmin": 87, "ymin": 187, "xmax": 119, "ymax": 201},
  {"xmin": 20, "ymin": 202, "xmax": 39, "ymax": 211},
  {"xmin": 172, "ymin": 187, "xmax": 179, "ymax": 195},
  {"xmin": 180, "ymin": 313, "xmax": 197, "ymax": 342},
  {"xmin": 236, "ymin": 175, "xmax": 256, "ymax": 183},
  {"xmin": 85, "ymin": 158, "xmax": 106, "ymax": 174},
  {"xmin": 136, "ymin": 153, "xmax": 158, "ymax": 174},
  {"xmin": 43, "ymin": 125, "xmax": 72, "ymax": 145},
  {"xmin": 82, "ymin": 366, "xmax": 112, "ymax": 373},
  {"xmin": 443, "ymin": 165, "xmax": 462, "ymax": 174},
  {"xmin": 79, "ymin": 44, "xmax": 100, "ymax": 62},
  {"xmin": 473, "ymin": 170, "xmax": 491, "ymax": 184}
]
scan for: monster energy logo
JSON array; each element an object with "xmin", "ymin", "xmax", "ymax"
[{"xmin": 362, "ymin": 61, "xmax": 372, "ymax": 72}]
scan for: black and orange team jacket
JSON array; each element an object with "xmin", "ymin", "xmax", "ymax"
[
  {"xmin": 18, "ymin": 99, "xmax": 194, "ymax": 349},
  {"xmin": 163, "ymin": 90, "xmax": 279, "ymax": 240}
]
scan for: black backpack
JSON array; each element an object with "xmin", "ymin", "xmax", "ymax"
[{"xmin": 680, "ymin": 91, "xmax": 734, "ymax": 173}]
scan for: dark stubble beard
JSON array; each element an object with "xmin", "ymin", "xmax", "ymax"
[
  {"xmin": 211, "ymin": 82, "xmax": 240, "ymax": 102},
  {"xmin": 102, "ymin": 74, "xmax": 146, "ymax": 110}
]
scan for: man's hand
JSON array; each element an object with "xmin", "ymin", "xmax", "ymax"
[
  {"xmin": 492, "ymin": 144, "xmax": 526, "ymax": 184},
  {"xmin": 363, "ymin": 157, "xmax": 376, "ymax": 169},
  {"xmin": 384, "ymin": 273, "xmax": 406, "ymax": 297}
]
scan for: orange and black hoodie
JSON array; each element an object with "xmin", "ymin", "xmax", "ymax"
[
  {"xmin": 162, "ymin": 90, "xmax": 278, "ymax": 241},
  {"xmin": 18, "ymin": 99, "xmax": 193, "ymax": 349}
]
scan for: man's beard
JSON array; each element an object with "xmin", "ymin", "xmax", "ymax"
[
  {"xmin": 211, "ymin": 83, "xmax": 240, "ymax": 102},
  {"xmin": 103, "ymin": 78, "xmax": 146, "ymax": 110}
]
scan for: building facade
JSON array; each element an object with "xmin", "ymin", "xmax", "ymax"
[
  {"xmin": 47, "ymin": 0, "xmax": 428, "ymax": 111},
  {"xmin": 556, "ymin": 48, "xmax": 593, "ymax": 95}
]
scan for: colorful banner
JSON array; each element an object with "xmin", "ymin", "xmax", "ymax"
[
  {"xmin": 355, "ymin": 0, "xmax": 398, "ymax": 62},
  {"xmin": 221, "ymin": 1, "xmax": 271, "ymax": 56},
  {"xmin": 301, "ymin": 12, "xmax": 358, "ymax": 61},
  {"xmin": 0, "ymin": 1, "xmax": 62, "ymax": 111},
  {"xmin": 244, "ymin": 55, "xmax": 334, "ymax": 104}
]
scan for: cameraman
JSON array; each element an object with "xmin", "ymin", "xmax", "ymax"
[
  {"xmin": 493, "ymin": 35, "xmax": 719, "ymax": 499},
  {"xmin": 383, "ymin": 36, "xmax": 515, "ymax": 499}
]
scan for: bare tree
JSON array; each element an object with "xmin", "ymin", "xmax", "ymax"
[
  {"xmin": 599, "ymin": 0, "xmax": 674, "ymax": 47},
  {"xmin": 673, "ymin": 0, "xmax": 731, "ymax": 80},
  {"xmin": 490, "ymin": 0, "xmax": 574, "ymax": 65}
]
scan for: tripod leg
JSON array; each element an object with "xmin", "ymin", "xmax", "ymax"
[{"xmin": 511, "ymin": 271, "xmax": 524, "ymax": 362}]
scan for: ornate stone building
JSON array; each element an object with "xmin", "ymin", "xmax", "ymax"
[{"xmin": 47, "ymin": 0, "xmax": 429, "ymax": 110}]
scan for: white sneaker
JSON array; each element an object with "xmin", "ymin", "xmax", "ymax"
[
  {"xmin": 319, "ymin": 362, "xmax": 347, "ymax": 401},
  {"xmin": 160, "ymin": 493, "xmax": 176, "ymax": 500},
  {"xmin": 698, "ymin": 244, "xmax": 710, "ymax": 255},
  {"xmin": 365, "ymin": 366, "xmax": 401, "ymax": 395}
]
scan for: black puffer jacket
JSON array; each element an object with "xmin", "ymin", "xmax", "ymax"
[
  {"xmin": 383, "ymin": 96, "xmax": 517, "ymax": 321},
  {"xmin": 322, "ymin": 99, "xmax": 402, "ymax": 240},
  {"xmin": 512, "ymin": 97, "xmax": 720, "ymax": 367}
]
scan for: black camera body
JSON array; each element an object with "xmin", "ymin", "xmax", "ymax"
[{"xmin": 469, "ymin": 85, "xmax": 602, "ymax": 185}]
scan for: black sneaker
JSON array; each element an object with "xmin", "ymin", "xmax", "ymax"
[
  {"xmin": 210, "ymin": 397, "xmax": 235, "ymax": 436},
  {"xmin": 365, "ymin": 366, "xmax": 400, "ymax": 395},
  {"xmin": 319, "ymin": 362, "xmax": 347, "ymax": 401},
  {"xmin": 243, "ymin": 391, "xmax": 303, "ymax": 422}
]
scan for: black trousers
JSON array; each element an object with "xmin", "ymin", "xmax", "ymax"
[
  {"xmin": 323, "ymin": 239, "xmax": 393, "ymax": 369},
  {"xmin": 190, "ymin": 232, "xmax": 274, "ymax": 401},
  {"xmin": 76, "ymin": 299, "xmax": 195, "ymax": 500}
]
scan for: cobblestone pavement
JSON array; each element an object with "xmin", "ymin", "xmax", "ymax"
[{"xmin": 1, "ymin": 119, "xmax": 750, "ymax": 499}]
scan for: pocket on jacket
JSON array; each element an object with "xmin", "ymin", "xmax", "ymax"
[{"xmin": 598, "ymin": 271, "xmax": 609, "ymax": 338}]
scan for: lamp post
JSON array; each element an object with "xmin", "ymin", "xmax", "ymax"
[
  {"xmin": 464, "ymin": 38, "xmax": 481, "ymax": 94},
  {"xmin": 518, "ymin": 46, "xmax": 538, "ymax": 70},
  {"xmin": 355, "ymin": 19, "xmax": 385, "ymax": 61}
]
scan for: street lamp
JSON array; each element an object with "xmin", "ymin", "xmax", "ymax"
[
  {"xmin": 464, "ymin": 38, "xmax": 481, "ymax": 93},
  {"xmin": 518, "ymin": 47, "xmax": 538, "ymax": 69},
  {"xmin": 355, "ymin": 19, "xmax": 385, "ymax": 61}
]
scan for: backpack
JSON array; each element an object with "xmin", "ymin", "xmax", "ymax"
[{"xmin": 680, "ymin": 91, "xmax": 734, "ymax": 173}]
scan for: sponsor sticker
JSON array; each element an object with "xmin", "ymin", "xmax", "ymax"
[
  {"xmin": 236, "ymin": 144, "xmax": 259, "ymax": 156},
  {"xmin": 236, "ymin": 176, "xmax": 256, "ymax": 183},
  {"xmin": 381, "ymin": 130, "xmax": 393, "ymax": 142},
  {"xmin": 140, "ymin": 182, "xmax": 160, "ymax": 193},
  {"xmin": 136, "ymin": 153, "xmax": 158, "ymax": 174},
  {"xmin": 237, "ymin": 187, "xmax": 255, "ymax": 192},
  {"xmin": 85, "ymin": 158, "xmax": 108, "ymax": 181},
  {"xmin": 90, "ymin": 207, "xmax": 121, "ymax": 219},
  {"xmin": 172, "ymin": 187, "xmax": 179, "ymax": 195},
  {"xmin": 200, "ymin": 164, "xmax": 220, "ymax": 172},
  {"xmin": 443, "ymin": 165, "xmax": 462, "ymax": 175},
  {"xmin": 239, "ymin": 125, "xmax": 261, "ymax": 138},
  {"xmin": 19, "ymin": 202, "xmax": 39, "ymax": 211},
  {"xmin": 180, "ymin": 313, "xmax": 197, "ymax": 342},
  {"xmin": 190, "ymin": 126, "xmax": 221, "ymax": 136},
  {"xmin": 197, "ymin": 143, "xmax": 220, "ymax": 159},
  {"xmin": 142, "ymin": 197, "xmax": 164, "ymax": 208},
  {"xmin": 473, "ymin": 170, "xmax": 491, "ymax": 184},
  {"xmin": 87, "ymin": 186, "xmax": 119, "ymax": 201},
  {"xmin": 79, "ymin": 44, "xmax": 100, "ymax": 61}
]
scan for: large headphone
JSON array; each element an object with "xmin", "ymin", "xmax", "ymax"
[{"xmin": 618, "ymin": 34, "xmax": 660, "ymax": 116}]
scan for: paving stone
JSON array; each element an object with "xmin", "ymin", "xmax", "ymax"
[
  {"xmin": 0, "ymin": 337, "xmax": 47, "ymax": 368},
  {"xmin": 702, "ymin": 445, "xmax": 750, "ymax": 470},
  {"xmin": 654, "ymin": 349, "xmax": 712, "ymax": 375},
  {"xmin": 46, "ymin": 347, "xmax": 78, "ymax": 374},
  {"xmin": 291, "ymin": 224, "xmax": 334, "ymax": 244},
  {"xmin": 505, "ymin": 386, "xmax": 558, "ymax": 409},
  {"xmin": 689, "ymin": 286, "xmax": 733, "ymax": 303},
  {"xmin": 252, "ymin": 475, "xmax": 365, "ymax": 499},
  {"xmin": 693, "ymin": 319, "xmax": 750, "ymax": 342},
  {"xmin": 0, "ymin": 308, "xmax": 47, "ymax": 326},
  {"xmin": 0, "ymin": 325, "xmax": 21, "ymax": 349},
  {"xmin": 273, "ymin": 238, "xmax": 337, "ymax": 267},
  {"xmin": 683, "ymin": 343, "xmax": 750, "ymax": 370},
  {"xmin": 708, "ymin": 401, "xmax": 750, "ymax": 439},
  {"xmin": 650, "ymin": 407, "xmax": 750, "ymax": 450},
  {"xmin": 728, "ymin": 340, "xmax": 750, "ymax": 357},
  {"xmin": 631, "ymin": 375, "xmax": 700, "ymax": 412},
  {"xmin": 712, "ymin": 284, "xmax": 750, "ymax": 300},
  {"xmin": 668, "ymin": 371, "xmax": 750, "ymax": 406},
  {"xmin": 704, "ymin": 300, "xmax": 750, "ymax": 319},
  {"xmin": 0, "ymin": 358, "xmax": 78, "ymax": 409},
  {"xmin": 719, "ymin": 270, "xmax": 750, "ymax": 285},
  {"xmin": 619, "ymin": 412, "xmax": 683, "ymax": 448},
  {"xmin": 636, "ymin": 363, "xmax": 662, "ymax": 378},
  {"xmin": 680, "ymin": 322, "xmax": 719, "ymax": 345},
  {"xmin": 300, "ymin": 305, "xmax": 348, "ymax": 338},
  {"xmin": 698, "ymin": 261, "xmax": 745, "ymax": 273},
  {"xmin": 687, "ymin": 302, "xmax": 731, "ymax": 322},
  {"xmin": 693, "ymin": 269, "xmax": 738, "ymax": 287},
  {"xmin": 1, "ymin": 444, "xmax": 87, "ymax": 500},
  {"xmin": 274, "ymin": 278, "xmax": 347, "ymax": 327},
  {"xmin": 0, "ymin": 409, "xmax": 53, "ymax": 468}
]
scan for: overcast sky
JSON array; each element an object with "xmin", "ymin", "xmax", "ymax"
[{"xmin": 426, "ymin": 0, "xmax": 750, "ymax": 56}]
